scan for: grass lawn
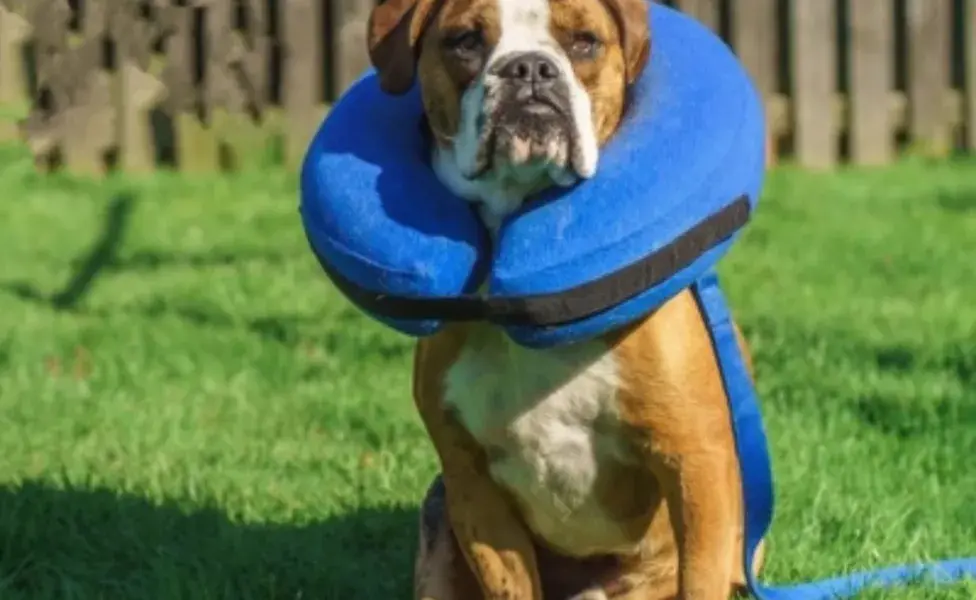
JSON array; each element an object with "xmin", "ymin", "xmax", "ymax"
[{"xmin": 0, "ymin": 141, "xmax": 974, "ymax": 599}]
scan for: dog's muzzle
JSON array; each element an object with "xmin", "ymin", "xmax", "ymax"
[
  {"xmin": 490, "ymin": 51, "xmax": 572, "ymax": 121},
  {"xmin": 474, "ymin": 51, "xmax": 576, "ymax": 175}
]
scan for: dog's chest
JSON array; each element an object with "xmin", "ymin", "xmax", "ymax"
[{"xmin": 443, "ymin": 326, "xmax": 641, "ymax": 556}]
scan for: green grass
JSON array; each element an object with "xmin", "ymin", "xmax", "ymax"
[{"xmin": 0, "ymin": 142, "xmax": 974, "ymax": 599}]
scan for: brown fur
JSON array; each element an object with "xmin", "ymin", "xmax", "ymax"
[
  {"xmin": 546, "ymin": 0, "xmax": 631, "ymax": 145},
  {"xmin": 417, "ymin": 0, "xmax": 499, "ymax": 144}
]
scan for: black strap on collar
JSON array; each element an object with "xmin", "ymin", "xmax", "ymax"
[{"xmin": 314, "ymin": 195, "xmax": 751, "ymax": 328}]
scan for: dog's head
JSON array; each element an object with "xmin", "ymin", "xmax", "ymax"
[{"xmin": 368, "ymin": 0, "xmax": 650, "ymax": 206}]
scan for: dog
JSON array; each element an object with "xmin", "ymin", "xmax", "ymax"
[{"xmin": 366, "ymin": 0, "xmax": 766, "ymax": 597}]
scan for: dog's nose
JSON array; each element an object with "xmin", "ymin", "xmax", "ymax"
[{"xmin": 495, "ymin": 52, "xmax": 560, "ymax": 85}]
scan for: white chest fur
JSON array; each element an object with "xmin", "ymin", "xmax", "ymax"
[{"xmin": 443, "ymin": 325, "xmax": 638, "ymax": 557}]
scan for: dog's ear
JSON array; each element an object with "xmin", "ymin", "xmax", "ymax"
[
  {"xmin": 600, "ymin": 0, "xmax": 650, "ymax": 84},
  {"xmin": 368, "ymin": 0, "xmax": 443, "ymax": 94}
]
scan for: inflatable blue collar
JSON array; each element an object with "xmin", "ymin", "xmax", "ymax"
[
  {"xmin": 300, "ymin": 2, "xmax": 976, "ymax": 597},
  {"xmin": 299, "ymin": 3, "xmax": 763, "ymax": 348}
]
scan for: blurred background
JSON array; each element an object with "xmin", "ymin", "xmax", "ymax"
[{"xmin": 0, "ymin": 1, "xmax": 973, "ymax": 599}]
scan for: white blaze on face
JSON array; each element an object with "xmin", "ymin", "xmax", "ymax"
[{"xmin": 452, "ymin": 0, "xmax": 599, "ymax": 188}]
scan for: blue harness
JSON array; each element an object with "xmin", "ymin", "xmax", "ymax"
[{"xmin": 299, "ymin": 3, "xmax": 976, "ymax": 596}]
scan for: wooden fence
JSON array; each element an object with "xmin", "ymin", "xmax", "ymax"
[{"xmin": 0, "ymin": 0, "xmax": 974, "ymax": 175}]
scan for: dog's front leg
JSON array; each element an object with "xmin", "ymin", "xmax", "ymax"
[
  {"xmin": 444, "ymin": 460, "xmax": 542, "ymax": 600},
  {"xmin": 656, "ymin": 321, "xmax": 752, "ymax": 599},
  {"xmin": 610, "ymin": 291, "xmax": 750, "ymax": 600},
  {"xmin": 659, "ymin": 453, "xmax": 736, "ymax": 600},
  {"xmin": 414, "ymin": 340, "xmax": 542, "ymax": 600},
  {"xmin": 418, "ymin": 404, "xmax": 543, "ymax": 599}
]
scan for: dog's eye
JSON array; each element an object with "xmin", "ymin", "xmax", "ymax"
[
  {"xmin": 443, "ymin": 29, "xmax": 485, "ymax": 54},
  {"xmin": 569, "ymin": 31, "xmax": 601, "ymax": 58}
]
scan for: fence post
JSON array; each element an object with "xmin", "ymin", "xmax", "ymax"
[
  {"xmin": 0, "ymin": 2, "xmax": 32, "ymax": 141},
  {"xmin": 331, "ymin": 0, "xmax": 373, "ymax": 96},
  {"xmin": 108, "ymin": 0, "xmax": 166, "ymax": 174},
  {"xmin": 196, "ymin": 0, "xmax": 235, "ymax": 172},
  {"xmin": 730, "ymin": 0, "xmax": 779, "ymax": 165},
  {"xmin": 282, "ymin": 0, "xmax": 327, "ymax": 170},
  {"xmin": 204, "ymin": 0, "xmax": 254, "ymax": 171},
  {"xmin": 213, "ymin": 0, "xmax": 272, "ymax": 171},
  {"xmin": 790, "ymin": 0, "xmax": 837, "ymax": 169},
  {"xmin": 20, "ymin": 0, "xmax": 117, "ymax": 175},
  {"xmin": 905, "ymin": 0, "xmax": 951, "ymax": 156},
  {"xmin": 158, "ymin": 3, "xmax": 206, "ymax": 173},
  {"xmin": 674, "ymin": 0, "xmax": 721, "ymax": 32},
  {"xmin": 848, "ymin": 0, "xmax": 893, "ymax": 165},
  {"xmin": 965, "ymin": 0, "xmax": 976, "ymax": 151},
  {"xmin": 731, "ymin": 0, "xmax": 778, "ymax": 99}
]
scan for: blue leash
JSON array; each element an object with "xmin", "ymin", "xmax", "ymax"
[{"xmin": 690, "ymin": 270, "xmax": 976, "ymax": 599}]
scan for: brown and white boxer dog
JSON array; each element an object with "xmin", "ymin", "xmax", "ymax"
[{"xmin": 367, "ymin": 0, "xmax": 766, "ymax": 597}]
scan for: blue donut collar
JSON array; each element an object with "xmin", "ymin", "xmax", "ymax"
[{"xmin": 299, "ymin": 2, "xmax": 765, "ymax": 347}]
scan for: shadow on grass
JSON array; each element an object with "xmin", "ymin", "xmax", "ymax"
[
  {"xmin": 0, "ymin": 197, "xmax": 410, "ymax": 355},
  {"xmin": 0, "ymin": 482, "xmax": 418, "ymax": 599},
  {"xmin": 875, "ymin": 341, "xmax": 975, "ymax": 385},
  {"xmin": 854, "ymin": 340, "xmax": 976, "ymax": 440},
  {"xmin": 69, "ymin": 247, "xmax": 295, "ymax": 272},
  {"xmin": 0, "ymin": 193, "xmax": 135, "ymax": 311},
  {"xmin": 937, "ymin": 190, "xmax": 976, "ymax": 213},
  {"xmin": 1, "ymin": 276, "xmax": 412, "ymax": 358},
  {"xmin": 50, "ymin": 194, "xmax": 135, "ymax": 310}
]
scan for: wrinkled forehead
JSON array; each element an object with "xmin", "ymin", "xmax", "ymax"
[{"xmin": 436, "ymin": 0, "xmax": 618, "ymax": 53}]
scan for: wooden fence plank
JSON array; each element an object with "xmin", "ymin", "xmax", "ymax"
[
  {"xmin": 0, "ymin": 4, "xmax": 32, "ymax": 141},
  {"xmin": 27, "ymin": 0, "xmax": 70, "ymax": 77},
  {"xmin": 213, "ymin": 0, "xmax": 272, "ymax": 171},
  {"xmin": 790, "ymin": 0, "xmax": 837, "ymax": 169},
  {"xmin": 906, "ymin": 0, "xmax": 951, "ymax": 155},
  {"xmin": 109, "ymin": 0, "xmax": 166, "ymax": 173},
  {"xmin": 194, "ymin": 0, "xmax": 234, "ymax": 171},
  {"xmin": 330, "ymin": 0, "xmax": 373, "ymax": 95},
  {"xmin": 848, "ymin": 0, "xmax": 893, "ymax": 165},
  {"xmin": 731, "ymin": 0, "xmax": 778, "ymax": 97},
  {"xmin": 241, "ymin": 0, "xmax": 271, "ymax": 114},
  {"xmin": 206, "ymin": 0, "xmax": 245, "ymax": 170},
  {"xmin": 83, "ymin": 0, "xmax": 106, "ymax": 38},
  {"xmin": 115, "ymin": 63, "xmax": 167, "ymax": 173},
  {"xmin": 159, "ymin": 3, "xmax": 212, "ymax": 172},
  {"xmin": 52, "ymin": 45, "xmax": 115, "ymax": 175},
  {"xmin": 282, "ymin": 0, "xmax": 325, "ymax": 170},
  {"xmin": 965, "ymin": 0, "xmax": 976, "ymax": 151},
  {"xmin": 22, "ymin": 0, "xmax": 114, "ymax": 175},
  {"xmin": 731, "ymin": 0, "xmax": 778, "ymax": 164},
  {"xmin": 674, "ymin": 0, "xmax": 721, "ymax": 32}
]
